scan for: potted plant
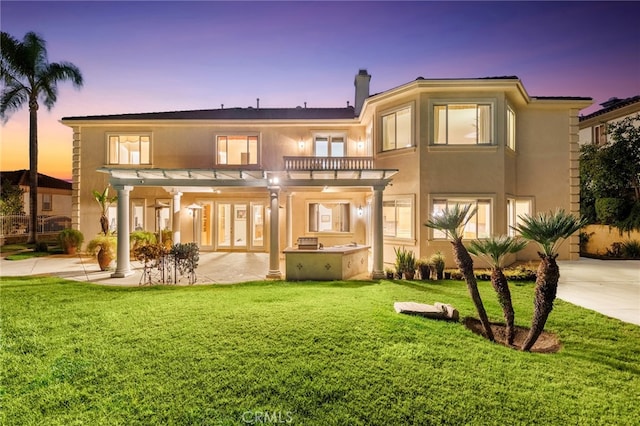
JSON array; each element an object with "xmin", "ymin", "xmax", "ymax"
[
  {"xmin": 130, "ymin": 230, "xmax": 156, "ymax": 255},
  {"xmin": 92, "ymin": 186, "xmax": 117, "ymax": 235},
  {"xmin": 385, "ymin": 268, "xmax": 395, "ymax": 279},
  {"xmin": 417, "ymin": 258, "xmax": 431, "ymax": 280},
  {"xmin": 393, "ymin": 246, "xmax": 407, "ymax": 279},
  {"xmin": 404, "ymin": 250, "xmax": 417, "ymax": 280},
  {"xmin": 58, "ymin": 228, "xmax": 84, "ymax": 255},
  {"xmin": 87, "ymin": 234, "xmax": 117, "ymax": 271},
  {"xmin": 430, "ymin": 251, "xmax": 446, "ymax": 280}
]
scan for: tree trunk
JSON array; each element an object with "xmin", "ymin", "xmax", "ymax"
[
  {"xmin": 28, "ymin": 100, "xmax": 39, "ymax": 244},
  {"xmin": 491, "ymin": 268, "xmax": 515, "ymax": 346},
  {"xmin": 522, "ymin": 253, "xmax": 560, "ymax": 351},
  {"xmin": 451, "ymin": 239, "xmax": 494, "ymax": 341},
  {"xmin": 100, "ymin": 214, "xmax": 109, "ymax": 235}
]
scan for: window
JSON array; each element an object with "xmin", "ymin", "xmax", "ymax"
[
  {"xmin": 308, "ymin": 202, "xmax": 350, "ymax": 233},
  {"xmin": 593, "ymin": 124, "xmax": 606, "ymax": 146},
  {"xmin": 433, "ymin": 103, "xmax": 493, "ymax": 145},
  {"xmin": 108, "ymin": 134, "xmax": 150, "ymax": 165},
  {"xmin": 507, "ymin": 198, "xmax": 532, "ymax": 236},
  {"xmin": 431, "ymin": 198, "xmax": 491, "ymax": 239},
  {"xmin": 107, "ymin": 205, "xmax": 118, "ymax": 233},
  {"xmin": 314, "ymin": 135, "xmax": 345, "ymax": 157},
  {"xmin": 131, "ymin": 199, "xmax": 145, "ymax": 231},
  {"xmin": 153, "ymin": 199, "xmax": 171, "ymax": 232},
  {"xmin": 217, "ymin": 135, "xmax": 258, "ymax": 165},
  {"xmin": 42, "ymin": 194, "xmax": 52, "ymax": 211},
  {"xmin": 383, "ymin": 196, "xmax": 414, "ymax": 239},
  {"xmin": 507, "ymin": 106, "xmax": 516, "ymax": 150},
  {"xmin": 382, "ymin": 106, "xmax": 412, "ymax": 151}
]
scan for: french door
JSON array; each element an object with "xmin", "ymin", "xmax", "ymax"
[{"xmin": 198, "ymin": 201, "xmax": 265, "ymax": 251}]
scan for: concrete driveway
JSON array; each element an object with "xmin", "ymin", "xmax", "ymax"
[{"xmin": 557, "ymin": 258, "xmax": 640, "ymax": 325}]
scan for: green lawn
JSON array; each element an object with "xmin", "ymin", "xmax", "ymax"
[{"xmin": 1, "ymin": 277, "xmax": 638, "ymax": 425}]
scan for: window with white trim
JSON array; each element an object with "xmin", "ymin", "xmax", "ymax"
[
  {"xmin": 107, "ymin": 205, "xmax": 118, "ymax": 233},
  {"xmin": 216, "ymin": 135, "xmax": 259, "ymax": 165},
  {"xmin": 314, "ymin": 134, "xmax": 345, "ymax": 157},
  {"xmin": 382, "ymin": 106, "xmax": 412, "ymax": 151},
  {"xmin": 593, "ymin": 124, "xmax": 606, "ymax": 146},
  {"xmin": 507, "ymin": 106, "xmax": 516, "ymax": 150},
  {"xmin": 308, "ymin": 202, "xmax": 351, "ymax": 233},
  {"xmin": 431, "ymin": 198, "xmax": 491, "ymax": 239},
  {"xmin": 507, "ymin": 198, "xmax": 532, "ymax": 236},
  {"xmin": 383, "ymin": 196, "xmax": 414, "ymax": 239},
  {"xmin": 433, "ymin": 103, "xmax": 493, "ymax": 145},
  {"xmin": 42, "ymin": 193, "xmax": 52, "ymax": 211},
  {"xmin": 108, "ymin": 134, "xmax": 151, "ymax": 165}
]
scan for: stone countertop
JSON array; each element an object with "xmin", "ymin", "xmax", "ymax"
[{"xmin": 283, "ymin": 245, "xmax": 370, "ymax": 254}]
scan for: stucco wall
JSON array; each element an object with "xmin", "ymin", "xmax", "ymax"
[{"xmin": 582, "ymin": 224, "xmax": 640, "ymax": 255}]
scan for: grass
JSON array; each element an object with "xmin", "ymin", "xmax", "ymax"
[
  {"xmin": 1, "ymin": 277, "xmax": 639, "ymax": 425},
  {"xmin": 1, "ymin": 242, "xmax": 63, "ymax": 260}
]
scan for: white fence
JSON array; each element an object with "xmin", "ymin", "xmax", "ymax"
[{"xmin": 0, "ymin": 214, "xmax": 71, "ymax": 238}]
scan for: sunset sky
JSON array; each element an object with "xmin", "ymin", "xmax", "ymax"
[{"xmin": 2, "ymin": 1, "xmax": 639, "ymax": 180}]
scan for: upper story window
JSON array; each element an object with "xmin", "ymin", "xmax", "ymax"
[
  {"xmin": 108, "ymin": 134, "xmax": 151, "ymax": 165},
  {"xmin": 593, "ymin": 124, "xmax": 606, "ymax": 146},
  {"xmin": 433, "ymin": 103, "xmax": 493, "ymax": 145},
  {"xmin": 431, "ymin": 198, "xmax": 492, "ymax": 239},
  {"xmin": 42, "ymin": 193, "xmax": 52, "ymax": 211},
  {"xmin": 507, "ymin": 106, "xmax": 516, "ymax": 150},
  {"xmin": 308, "ymin": 201, "xmax": 351, "ymax": 233},
  {"xmin": 382, "ymin": 105, "xmax": 412, "ymax": 151},
  {"xmin": 217, "ymin": 135, "xmax": 258, "ymax": 165},
  {"xmin": 314, "ymin": 134, "xmax": 345, "ymax": 157}
]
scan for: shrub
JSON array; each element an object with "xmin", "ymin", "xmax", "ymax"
[
  {"xmin": 615, "ymin": 202, "xmax": 640, "ymax": 233},
  {"xmin": 58, "ymin": 229, "xmax": 84, "ymax": 253},
  {"xmin": 86, "ymin": 234, "xmax": 117, "ymax": 258},
  {"xmin": 621, "ymin": 240, "xmax": 640, "ymax": 258},
  {"xmin": 130, "ymin": 230, "xmax": 156, "ymax": 253},
  {"xmin": 34, "ymin": 241, "xmax": 48, "ymax": 253},
  {"xmin": 595, "ymin": 198, "xmax": 627, "ymax": 224}
]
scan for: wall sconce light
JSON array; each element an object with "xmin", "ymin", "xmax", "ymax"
[
  {"xmin": 357, "ymin": 206, "xmax": 364, "ymax": 217},
  {"xmin": 357, "ymin": 139, "xmax": 364, "ymax": 151},
  {"xmin": 269, "ymin": 176, "xmax": 280, "ymax": 185},
  {"xmin": 298, "ymin": 140, "xmax": 305, "ymax": 150}
]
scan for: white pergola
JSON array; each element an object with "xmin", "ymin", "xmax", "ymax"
[{"xmin": 98, "ymin": 167, "xmax": 397, "ymax": 280}]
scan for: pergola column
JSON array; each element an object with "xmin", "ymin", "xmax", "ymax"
[
  {"xmin": 267, "ymin": 185, "xmax": 282, "ymax": 279},
  {"xmin": 286, "ymin": 192, "xmax": 293, "ymax": 248},
  {"xmin": 371, "ymin": 185, "xmax": 385, "ymax": 279},
  {"xmin": 112, "ymin": 184, "xmax": 134, "ymax": 278},
  {"xmin": 171, "ymin": 190, "xmax": 182, "ymax": 244}
]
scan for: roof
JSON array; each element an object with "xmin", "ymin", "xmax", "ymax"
[
  {"xmin": 0, "ymin": 170, "xmax": 72, "ymax": 190},
  {"xmin": 62, "ymin": 107, "xmax": 357, "ymax": 121},
  {"xmin": 579, "ymin": 95, "xmax": 640, "ymax": 121}
]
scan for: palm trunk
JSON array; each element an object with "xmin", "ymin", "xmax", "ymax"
[
  {"xmin": 491, "ymin": 268, "xmax": 515, "ymax": 346},
  {"xmin": 100, "ymin": 214, "xmax": 109, "ymax": 235},
  {"xmin": 451, "ymin": 239, "xmax": 494, "ymax": 341},
  {"xmin": 28, "ymin": 100, "xmax": 38, "ymax": 244},
  {"xmin": 522, "ymin": 253, "xmax": 560, "ymax": 351}
]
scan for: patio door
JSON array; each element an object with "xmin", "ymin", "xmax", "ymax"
[{"xmin": 215, "ymin": 202, "xmax": 266, "ymax": 251}]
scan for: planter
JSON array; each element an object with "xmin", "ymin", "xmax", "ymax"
[
  {"xmin": 97, "ymin": 247, "xmax": 113, "ymax": 271},
  {"xmin": 404, "ymin": 270, "xmax": 415, "ymax": 280},
  {"xmin": 418, "ymin": 264, "xmax": 431, "ymax": 280},
  {"xmin": 63, "ymin": 244, "xmax": 77, "ymax": 255}
]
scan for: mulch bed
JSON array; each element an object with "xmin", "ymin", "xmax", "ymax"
[{"xmin": 463, "ymin": 317, "xmax": 562, "ymax": 353}]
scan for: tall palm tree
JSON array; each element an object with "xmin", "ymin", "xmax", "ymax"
[
  {"xmin": 1, "ymin": 31, "xmax": 83, "ymax": 243},
  {"xmin": 425, "ymin": 204, "xmax": 495, "ymax": 341},
  {"xmin": 513, "ymin": 209, "xmax": 586, "ymax": 351},
  {"xmin": 469, "ymin": 236, "xmax": 528, "ymax": 346}
]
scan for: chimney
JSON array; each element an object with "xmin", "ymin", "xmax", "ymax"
[{"xmin": 354, "ymin": 69, "xmax": 371, "ymax": 115}]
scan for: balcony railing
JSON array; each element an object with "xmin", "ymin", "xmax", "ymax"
[{"xmin": 284, "ymin": 156, "xmax": 374, "ymax": 171}]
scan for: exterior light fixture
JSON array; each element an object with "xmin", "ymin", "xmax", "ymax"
[
  {"xmin": 357, "ymin": 206, "xmax": 364, "ymax": 216},
  {"xmin": 298, "ymin": 140, "xmax": 305, "ymax": 150},
  {"xmin": 357, "ymin": 139, "xmax": 364, "ymax": 151}
]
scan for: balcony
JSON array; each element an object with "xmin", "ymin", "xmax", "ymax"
[{"xmin": 284, "ymin": 156, "xmax": 374, "ymax": 171}]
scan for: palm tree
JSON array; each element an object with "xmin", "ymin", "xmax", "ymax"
[
  {"xmin": 425, "ymin": 204, "xmax": 495, "ymax": 341},
  {"xmin": 93, "ymin": 187, "xmax": 117, "ymax": 236},
  {"xmin": 513, "ymin": 209, "xmax": 586, "ymax": 351},
  {"xmin": 469, "ymin": 236, "xmax": 528, "ymax": 346},
  {"xmin": 1, "ymin": 31, "xmax": 83, "ymax": 243}
]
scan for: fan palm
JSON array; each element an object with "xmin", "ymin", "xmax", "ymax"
[
  {"xmin": 1, "ymin": 31, "xmax": 83, "ymax": 243},
  {"xmin": 469, "ymin": 236, "xmax": 528, "ymax": 346},
  {"xmin": 513, "ymin": 209, "xmax": 586, "ymax": 351},
  {"xmin": 425, "ymin": 204, "xmax": 494, "ymax": 341}
]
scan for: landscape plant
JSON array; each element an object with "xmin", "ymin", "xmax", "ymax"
[
  {"xmin": 425, "ymin": 204, "xmax": 494, "ymax": 341},
  {"xmin": 512, "ymin": 209, "xmax": 586, "ymax": 351},
  {"xmin": 86, "ymin": 234, "xmax": 116, "ymax": 271},
  {"xmin": 468, "ymin": 235, "xmax": 528, "ymax": 346},
  {"xmin": 57, "ymin": 228, "xmax": 84, "ymax": 255},
  {"xmin": 0, "ymin": 31, "xmax": 83, "ymax": 243},
  {"xmin": 92, "ymin": 187, "xmax": 117, "ymax": 235},
  {"xmin": 429, "ymin": 251, "xmax": 445, "ymax": 280}
]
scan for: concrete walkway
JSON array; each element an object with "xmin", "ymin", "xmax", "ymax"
[
  {"xmin": 1, "ymin": 253, "xmax": 638, "ymax": 326},
  {"xmin": 557, "ymin": 258, "xmax": 640, "ymax": 325}
]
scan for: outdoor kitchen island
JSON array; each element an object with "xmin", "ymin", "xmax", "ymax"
[{"xmin": 284, "ymin": 239, "xmax": 370, "ymax": 281}]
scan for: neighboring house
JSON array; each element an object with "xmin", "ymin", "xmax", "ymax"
[
  {"xmin": 61, "ymin": 70, "xmax": 591, "ymax": 278},
  {"xmin": 579, "ymin": 95, "xmax": 640, "ymax": 146},
  {"xmin": 0, "ymin": 169, "xmax": 72, "ymax": 217}
]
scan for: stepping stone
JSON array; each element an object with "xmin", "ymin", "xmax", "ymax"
[{"xmin": 394, "ymin": 301, "xmax": 459, "ymax": 321}]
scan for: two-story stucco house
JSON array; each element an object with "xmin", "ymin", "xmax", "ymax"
[
  {"xmin": 61, "ymin": 70, "xmax": 591, "ymax": 279},
  {"xmin": 578, "ymin": 95, "xmax": 640, "ymax": 146}
]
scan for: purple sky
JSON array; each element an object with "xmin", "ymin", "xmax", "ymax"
[{"xmin": 2, "ymin": 1, "xmax": 639, "ymax": 179}]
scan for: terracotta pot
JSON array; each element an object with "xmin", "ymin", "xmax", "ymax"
[
  {"xmin": 97, "ymin": 247, "xmax": 112, "ymax": 271},
  {"xmin": 404, "ymin": 270, "xmax": 415, "ymax": 280},
  {"xmin": 64, "ymin": 244, "xmax": 77, "ymax": 255}
]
